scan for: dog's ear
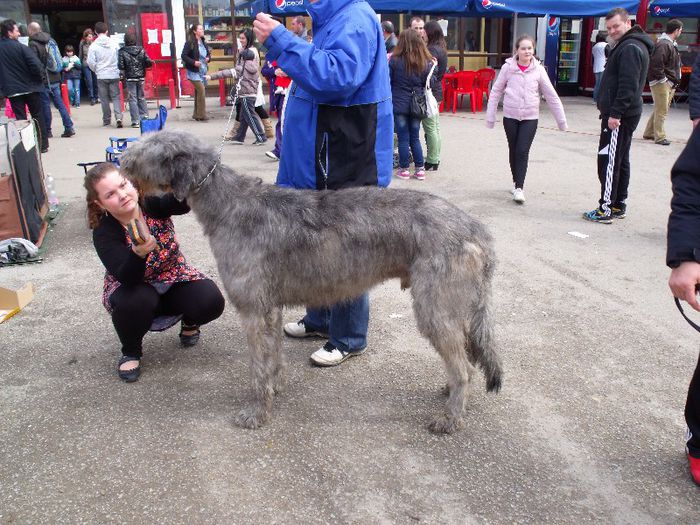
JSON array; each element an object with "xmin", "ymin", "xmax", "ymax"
[{"xmin": 171, "ymin": 160, "xmax": 191, "ymax": 202}]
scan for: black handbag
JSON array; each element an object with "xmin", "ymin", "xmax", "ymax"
[{"xmin": 409, "ymin": 89, "xmax": 428, "ymax": 119}]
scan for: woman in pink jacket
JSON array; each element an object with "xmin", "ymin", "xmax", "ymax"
[{"xmin": 486, "ymin": 35, "xmax": 567, "ymax": 204}]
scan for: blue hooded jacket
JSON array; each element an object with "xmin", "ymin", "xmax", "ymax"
[{"xmin": 263, "ymin": 0, "xmax": 393, "ymax": 190}]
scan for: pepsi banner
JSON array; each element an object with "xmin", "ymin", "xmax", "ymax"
[
  {"xmin": 650, "ymin": 0, "xmax": 700, "ymax": 16},
  {"xmin": 474, "ymin": 0, "xmax": 640, "ymax": 16},
  {"xmin": 264, "ymin": 0, "xmax": 471, "ymax": 15},
  {"xmin": 268, "ymin": 0, "xmax": 308, "ymax": 15}
]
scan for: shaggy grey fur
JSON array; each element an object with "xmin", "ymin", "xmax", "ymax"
[{"xmin": 120, "ymin": 130, "xmax": 502, "ymax": 434}]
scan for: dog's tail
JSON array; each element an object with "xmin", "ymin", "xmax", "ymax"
[{"xmin": 468, "ymin": 299, "xmax": 503, "ymax": 393}]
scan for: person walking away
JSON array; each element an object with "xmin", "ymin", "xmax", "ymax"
[
  {"xmin": 62, "ymin": 44, "xmax": 82, "ymax": 107},
  {"xmin": 0, "ymin": 19, "xmax": 49, "ymax": 152},
  {"xmin": 582, "ymin": 8, "xmax": 653, "ymax": 223},
  {"xmin": 118, "ymin": 33, "xmax": 153, "ymax": 128},
  {"xmin": 485, "ymin": 34, "xmax": 567, "ymax": 204},
  {"xmin": 79, "ymin": 29, "xmax": 98, "ymax": 105},
  {"xmin": 253, "ymin": 0, "xmax": 393, "ymax": 367},
  {"xmin": 27, "ymin": 22, "xmax": 76, "ymax": 138},
  {"xmin": 87, "ymin": 22, "xmax": 123, "ymax": 128},
  {"xmin": 592, "ymin": 33, "xmax": 608, "ymax": 103},
  {"xmin": 389, "ymin": 29, "xmax": 433, "ymax": 181},
  {"xmin": 643, "ymin": 19, "xmax": 683, "ymax": 146},
  {"xmin": 666, "ymin": 123, "xmax": 700, "ymax": 486},
  {"xmin": 181, "ymin": 24, "xmax": 210, "ymax": 121},
  {"xmin": 423, "ymin": 21, "xmax": 447, "ymax": 171},
  {"xmin": 85, "ymin": 163, "xmax": 225, "ymax": 383}
]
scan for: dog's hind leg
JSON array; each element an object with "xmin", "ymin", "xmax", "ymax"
[
  {"xmin": 235, "ymin": 310, "xmax": 276, "ymax": 429},
  {"xmin": 269, "ymin": 307, "xmax": 287, "ymax": 395}
]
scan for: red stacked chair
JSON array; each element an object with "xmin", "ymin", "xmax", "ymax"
[
  {"xmin": 474, "ymin": 68, "xmax": 496, "ymax": 112},
  {"xmin": 452, "ymin": 70, "xmax": 478, "ymax": 113}
]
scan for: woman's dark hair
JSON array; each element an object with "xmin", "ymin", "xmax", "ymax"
[
  {"xmin": 393, "ymin": 28, "xmax": 432, "ymax": 76},
  {"xmin": 596, "ymin": 33, "xmax": 607, "ymax": 43},
  {"xmin": 239, "ymin": 28, "xmax": 254, "ymax": 49},
  {"xmin": 1, "ymin": 19, "xmax": 17, "ymax": 39},
  {"xmin": 124, "ymin": 33, "xmax": 136, "ymax": 46},
  {"xmin": 65, "ymin": 44, "xmax": 75, "ymax": 53},
  {"xmin": 84, "ymin": 162, "xmax": 120, "ymax": 229},
  {"xmin": 425, "ymin": 21, "xmax": 446, "ymax": 50},
  {"xmin": 187, "ymin": 24, "xmax": 202, "ymax": 45}
]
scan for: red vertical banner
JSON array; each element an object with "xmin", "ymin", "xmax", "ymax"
[{"xmin": 140, "ymin": 13, "xmax": 173, "ymax": 95}]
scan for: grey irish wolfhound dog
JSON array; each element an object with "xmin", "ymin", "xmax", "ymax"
[{"xmin": 120, "ymin": 130, "xmax": 502, "ymax": 434}]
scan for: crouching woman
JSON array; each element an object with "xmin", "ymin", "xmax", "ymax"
[{"xmin": 85, "ymin": 162, "xmax": 225, "ymax": 382}]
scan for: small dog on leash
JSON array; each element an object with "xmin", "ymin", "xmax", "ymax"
[{"xmin": 120, "ymin": 130, "xmax": 502, "ymax": 434}]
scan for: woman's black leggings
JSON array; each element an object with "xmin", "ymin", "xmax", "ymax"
[
  {"xmin": 503, "ymin": 117, "xmax": 538, "ymax": 189},
  {"xmin": 109, "ymin": 279, "xmax": 225, "ymax": 358}
]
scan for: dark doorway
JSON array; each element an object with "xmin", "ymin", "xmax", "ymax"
[{"xmin": 28, "ymin": 0, "xmax": 103, "ymax": 51}]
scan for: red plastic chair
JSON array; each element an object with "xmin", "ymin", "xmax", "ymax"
[
  {"xmin": 441, "ymin": 77, "xmax": 453, "ymax": 112},
  {"xmin": 474, "ymin": 68, "xmax": 496, "ymax": 111},
  {"xmin": 452, "ymin": 70, "xmax": 477, "ymax": 113}
]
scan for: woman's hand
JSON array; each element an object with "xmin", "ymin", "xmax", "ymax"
[
  {"xmin": 194, "ymin": 60, "xmax": 201, "ymax": 68},
  {"xmin": 132, "ymin": 234, "xmax": 157, "ymax": 258},
  {"xmin": 204, "ymin": 74, "xmax": 211, "ymax": 81}
]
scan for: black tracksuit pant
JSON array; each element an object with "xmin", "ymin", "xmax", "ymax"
[
  {"xmin": 503, "ymin": 117, "xmax": 538, "ymax": 190},
  {"xmin": 109, "ymin": 279, "xmax": 225, "ymax": 358},
  {"xmin": 596, "ymin": 113, "xmax": 641, "ymax": 216},
  {"xmin": 687, "ymin": 353, "xmax": 700, "ymax": 458}
]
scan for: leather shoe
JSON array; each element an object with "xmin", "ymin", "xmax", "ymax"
[{"xmin": 118, "ymin": 356, "xmax": 140, "ymax": 382}]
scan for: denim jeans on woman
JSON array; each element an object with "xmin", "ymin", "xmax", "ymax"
[
  {"xmin": 394, "ymin": 113, "xmax": 424, "ymax": 169},
  {"xmin": 41, "ymin": 83, "xmax": 74, "ymax": 135}
]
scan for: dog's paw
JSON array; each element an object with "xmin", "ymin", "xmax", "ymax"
[
  {"xmin": 428, "ymin": 414, "xmax": 465, "ymax": 434},
  {"xmin": 235, "ymin": 406, "xmax": 269, "ymax": 429}
]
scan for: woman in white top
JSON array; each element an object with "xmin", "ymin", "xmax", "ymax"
[{"xmin": 592, "ymin": 33, "xmax": 608, "ymax": 103}]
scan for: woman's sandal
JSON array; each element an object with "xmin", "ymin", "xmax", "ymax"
[
  {"xmin": 179, "ymin": 322, "xmax": 201, "ymax": 347},
  {"xmin": 118, "ymin": 356, "xmax": 141, "ymax": 383}
]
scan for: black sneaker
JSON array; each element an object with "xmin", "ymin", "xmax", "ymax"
[
  {"xmin": 116, "ymin": 120, "xmax": 123, "ymax": 129},
  {"xmin": 656, "ymin": 139, "xmax": 671, "ymax": 146},
  {"xmin": 582, "ymin": 208, "xmax": 613, "ymax": 224},
  {"xmin": 611, "ymin": 207, "xmax": 626, "ymax": 219},
  {"xmin": 131, "ymin": 122, "xmax": 140, "ymax": 128},
  {"xmin": 61, "ymin": 128, "xmax": 75, "ymax": 138}
]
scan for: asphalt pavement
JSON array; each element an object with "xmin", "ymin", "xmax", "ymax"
[{"xmin": 1, "ymin": 95, "xmax": 699, "ymax": 524}]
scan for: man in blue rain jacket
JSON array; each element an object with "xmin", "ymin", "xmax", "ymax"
[{"xmin": 253, "ymin": 0, "xmax": 393, "ymax": 367}]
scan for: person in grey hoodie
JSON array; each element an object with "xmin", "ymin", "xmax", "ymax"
[{"xmin": 87, "ymin": 22, "xmax": 123, "ymax": 128}]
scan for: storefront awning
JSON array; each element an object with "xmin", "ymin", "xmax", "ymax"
[
  {"xmin": 649, "ymin": 0, "xmax": 700, "ymax": 16},
  {"xmin": 471, "ymin": 0, "xmax": 641, "ymax": 17}
]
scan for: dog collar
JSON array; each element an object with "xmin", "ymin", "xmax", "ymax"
[{"xmin": 193, "ymin": 163, "xmax": 217, "ymax": 194}]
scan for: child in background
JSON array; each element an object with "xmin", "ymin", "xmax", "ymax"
[
  {"xmin": 62, "ymin": 45, "xmax": 82, "ymax": 107},
  {"xmin": 118, "ymin": 33, "xmax": 153, "ymax": 128}
]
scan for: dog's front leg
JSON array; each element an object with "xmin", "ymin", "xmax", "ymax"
[{"xmin": 235, "ymin": 311, "xmax": 276, "ymax": 429}]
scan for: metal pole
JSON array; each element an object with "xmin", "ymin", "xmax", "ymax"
[{"xmin": 512, "ymin": 12, "xmax": 518, "ymax": 52}]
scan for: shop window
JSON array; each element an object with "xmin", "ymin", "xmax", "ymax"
[
  {"xmin": 3, "ymin": 0, "xmax": 28, "ymax": 29},
  {"xmin": 647, "ymin": 17, "xmax": 699, "ymax": 66}
]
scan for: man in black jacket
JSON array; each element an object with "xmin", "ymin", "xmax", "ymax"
[
  {"xmin": 690, "ymin": 52, "xmax": 700, "ymax": 130},
  {"xmin": 643, "ymin": 19, "xmax": 683, "ymax": 146},
  {"xmin": 118, "ymin": 33, "xmax": 153, "ymax": 128},
  {"xmin": 583, "ymin": 8, "xmax": 653, "ymax": 224},
  {"xmin": 0, "ymin": 19, "xmax": 49, "ymax": 152},
  {"xmin": 667, "ymin": 124, "xmax": 700, "ymax": 486}
]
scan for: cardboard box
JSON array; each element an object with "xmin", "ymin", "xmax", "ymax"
[{"xmin": 0, "ymin": 282, "xmax": 33, "ymax": 323}]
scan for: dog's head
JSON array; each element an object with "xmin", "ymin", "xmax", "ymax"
[{"xmin": 119, "ymin": 130, "xmax": 218, "ymax": 201}]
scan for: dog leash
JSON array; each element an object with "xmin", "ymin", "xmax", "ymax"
[
  {"xmin": 675, "ymin": 297, "xmax": 700, "ymax": 333},
  {"xmin": 193, "ymin": 75, "xmax": 241, "ymax": 194}
]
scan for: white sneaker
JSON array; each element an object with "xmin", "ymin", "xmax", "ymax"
[
  {"xmin": 310, "ymin": 342, "xmax": 366, "ymax": 367},
  {"xmin": 283, "ymin": 320, "xmax": 328, "ymax": 338},
  {"xmin": 230, "ymin": 140, "xmax": 244, "ymax": 145},
  {"xmin": 512, "ymin": 188, "xmax": 525, "ymax": 204},
  {"xmin": 265, "ymin": 150, "xmax": 279, "ymax": 160}
]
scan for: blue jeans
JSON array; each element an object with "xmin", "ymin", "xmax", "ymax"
[
  {"xmin": 41, "ymin": 83, "xmax": 74, "ymax": 134},
  {"xmin": 304, "ymin": 293, "xmax": 369, "ymax": 352},
  {"xmin": 394, "ymin": 113, "xmax": 423, "ymax": 169},
  {"xmin": 593, "ymin": 72, "xmax": 603, "ymax": 102},
  {"xmin": 66, "ymin": 78, "xmax": 80, "ymax": 106},
  {"xmin": 83, "ymin": 68, "xmax": 97, "ymax": 101}
]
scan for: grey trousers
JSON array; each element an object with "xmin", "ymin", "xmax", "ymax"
[
  {"xmin": 126, "ymin": 80, "xmax": 149, "ymax": 124},
  {"xmin": 97, "ymin": 78, "xmax": 123, "ymax": 124}
]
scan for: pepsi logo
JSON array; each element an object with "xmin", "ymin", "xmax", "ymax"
[
  {"xmin": 482, "ymin": 0, "xmax": 492, "ymax": 7},
  {"xmin": 275, "ymin": 0, "xmax": 285, "ymax": 7},
  {"xmin": 653, "ymin": 6, "xmax": 661, "ymax": 12}
]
